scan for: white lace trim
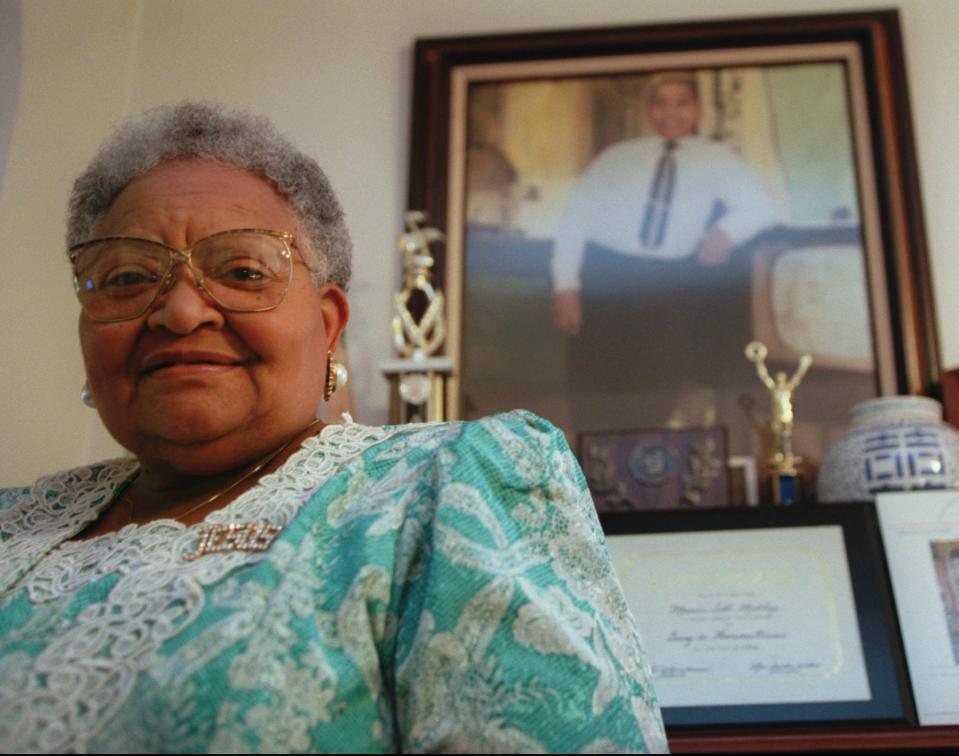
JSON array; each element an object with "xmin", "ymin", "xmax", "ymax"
[
  {"xmin": 0, "ymin": 458, "xmax": 139, "ymax": 596},
  {"xmin": 0, "ymin": 421, "xmax": 394, "ymax": 753}
]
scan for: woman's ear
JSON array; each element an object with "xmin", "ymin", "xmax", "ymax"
[{"xmin": 318, "ymin": 283, "xmax": 350, "ymax": 352}]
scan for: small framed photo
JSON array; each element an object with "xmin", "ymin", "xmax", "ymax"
[
  {"xmin": 728, "ymin": 455, "xmax": 760, "ymax": 507},
  {"xmin": 877, "ymin": 490, "xmax": 959, "ymax": 725},
  {"xmin": 601, "ymin": 503, "xmax": 912, "ymax": 727},
  {"xmin": 578, "ymin": 427, "xmax": 729, "ymax": 511}
]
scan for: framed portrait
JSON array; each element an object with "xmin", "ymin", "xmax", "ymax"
[
  {"xmin": 877, "ymin": 490, "xmax": 959, "ymax": 726},
  {"xmin": 578, "ymin": 426, "xmax": 729, "ymax": 511},
  {"xmin": 408, "ymin": 10, "xmax": 940, "ymax": 500},
  {"xmin": 600, "ymin": 502, "xmax": 912, "ymax": 728}
]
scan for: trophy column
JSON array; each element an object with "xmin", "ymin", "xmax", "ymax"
[
  {"xmin": 381, "ymin": 357, "xmax": 454, "ymax": 424},
  {"xmin": 382, "ymin": 211, "xmax": 452, "ymax": 424}
]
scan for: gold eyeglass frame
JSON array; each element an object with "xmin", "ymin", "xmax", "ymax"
[{"xmin": 69, "ymin": 228, "xmax": 301, "ymax": 322}]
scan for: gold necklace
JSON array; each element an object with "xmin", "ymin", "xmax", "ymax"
[{"xmin": 125, "ymin": 418, "xmax": 323, "ymax": 524}]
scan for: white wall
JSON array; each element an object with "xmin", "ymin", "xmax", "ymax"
[{"xmin": 3, "ymin": 0, "xmax": 958, "ymax": 485}]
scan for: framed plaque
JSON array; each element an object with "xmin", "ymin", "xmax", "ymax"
[
  {"xmin": 579, "ymin": 427, "xmax": 729, "ymax": 511},
  {"xmin": 601, "ymin": 502, "xmax": 912, "ymax": 727}
]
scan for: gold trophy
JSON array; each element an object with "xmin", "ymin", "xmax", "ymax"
[
  {"xmin": 745, "ymin": 341, "xmax": 812, "ymax": 505},
  {"xmin": 381, "ymin": 211, "xmax": 453, "ymax": 423}
]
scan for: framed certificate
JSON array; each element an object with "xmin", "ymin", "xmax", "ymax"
[
  {"xmin": 601, "ymin": 503, "xmax": 912, "ymax": 727},
  {"xmin": 877, "ymin": 490, "xmax": 959, "ymax": 726}
]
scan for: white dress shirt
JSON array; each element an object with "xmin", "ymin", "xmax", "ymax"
[{"xmin": 551, "ymin": 136, "xmax": 776, "ymax": 291}]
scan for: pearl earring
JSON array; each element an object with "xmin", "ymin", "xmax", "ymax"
[
  {"xmin": 324, "ymin": 352, "xmax": 348, "ymax": 401},
  {"xmin": 80, "ymin": 383, "xmax": 96, "ymax": 408}
]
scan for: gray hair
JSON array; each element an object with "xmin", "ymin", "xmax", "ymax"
[{"xmin": 66, "ymin": 102, "xmax": 352, "ymax": 289}]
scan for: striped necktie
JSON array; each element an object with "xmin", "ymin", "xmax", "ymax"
[{"xmin": 640, "ymin": 139, "xmax": 677, "ymax": 248}]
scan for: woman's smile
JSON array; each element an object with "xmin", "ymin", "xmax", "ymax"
[{"xmin": 139, "ymin": 349, "xmax": 249, "ymax": 379}]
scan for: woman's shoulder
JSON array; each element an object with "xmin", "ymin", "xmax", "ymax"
[
  {"xmin": 2, "ymin": 458, "xmax": 137, "ymax": 498},
  {"xmin": 385, "ymin": 408, "xmax": 565, "ymax": 446},
  {"xmin": 0, "ymin": 485, "xmax": 30, "ymax": 513},
  {"xmin": 323, "ymin": 410, "xmax": 583, "ymax": 518},
  {"xmin": 350, "ymin": 410, "xmax": 589, "ymax": 524},
  {"xmin": 372, "ymin": 410, "xmax": 573, "ymax": 472},
  {"xmin": 0, "ymin": 458, "xmax": 138, "ymax": 519}
]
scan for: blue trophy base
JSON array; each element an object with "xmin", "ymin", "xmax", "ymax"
[{"xmin": 771, "ymin": 471, "xmax": 800, "ymax": 506}]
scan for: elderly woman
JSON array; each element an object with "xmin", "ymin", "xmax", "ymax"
[{"xmin": 0, "ymin": 103, "xmax": 666, "ymax": 753}]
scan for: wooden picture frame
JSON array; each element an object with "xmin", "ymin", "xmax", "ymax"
[{"xmin": 408, "ymin": 10, "xmax": 940, "ymax": 500}]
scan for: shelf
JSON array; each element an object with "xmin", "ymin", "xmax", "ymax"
[{"xmin": 667, "ymin": 724, "xmax": 959, "ymax": 753}]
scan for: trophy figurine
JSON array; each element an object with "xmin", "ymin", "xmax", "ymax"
[
  {"xmin": 381, "ymin": 211, "xmax": 453, "ymax": 423},
  {"xmin": 745, "ymin": 341, "xmax": 812, "ymax": 505}
]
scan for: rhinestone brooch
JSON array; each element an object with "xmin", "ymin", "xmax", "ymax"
[{"xmin": 185, "ymin": 521, "xmax": 282, "ymax": 561}]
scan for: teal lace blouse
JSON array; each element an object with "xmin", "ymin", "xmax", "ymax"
[{"xmin": 0, "ymin": 411, "xmax": 666, "ymax": 753}]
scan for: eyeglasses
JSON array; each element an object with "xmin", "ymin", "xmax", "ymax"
[{"xmin": 69, "ymin": 228, "xmax": 302, "ymax": 322}]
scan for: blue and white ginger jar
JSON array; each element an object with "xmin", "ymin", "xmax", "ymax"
[{"xmin": 818, "ymin": 396, "xmax": 959, "ymax": 502}]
